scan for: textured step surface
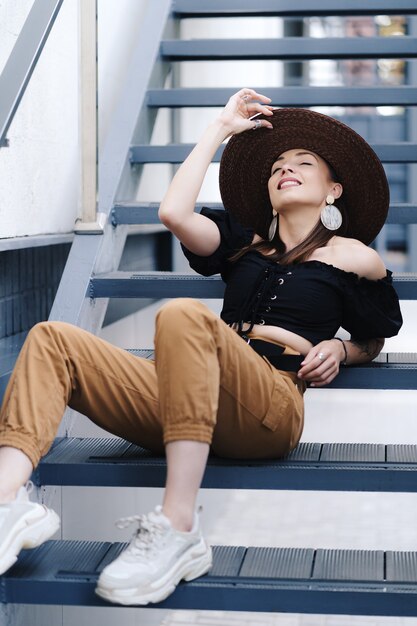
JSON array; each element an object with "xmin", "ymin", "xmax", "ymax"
[
  {"xmin": 3, "ymin": 540, "xmax": 417, "ymax": 615},
  {"xmin": 129, "ymin": 142, "xmax": 417, "ymax": 164},
  {"xmin": 89, "ymin": 271, "xmax": 417, "ymax": 302},
  {"xmin": 172, "ymin": 0, "xmax": 417, "ymax": 18},
  {"xmin": 146, "ymin": 87, "xmax": 417, "ymax": 108},
  {"xmin": 111, "ymin": 202, "xmax": 417, "ymax": 225},
  {"xmin": 34, "ymin": 437, "xmax": 417, "ymax": 492},
  {"xmin": 161, "ymin": 38, "xmax": 417, "ymax": 61}
]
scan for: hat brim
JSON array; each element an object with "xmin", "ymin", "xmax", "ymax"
[{"xmin": 219, "ymin": 108, "xmax": 389, "ymax": 245}]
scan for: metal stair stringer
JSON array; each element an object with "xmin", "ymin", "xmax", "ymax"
[{"xmin": 49, "ymin": 0, "xmax": 173, "ymax": 334}]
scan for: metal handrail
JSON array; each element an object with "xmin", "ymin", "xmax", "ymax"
[{"xmin": 0, "ymin": 0, "xmax": 64, "ymax": 147}]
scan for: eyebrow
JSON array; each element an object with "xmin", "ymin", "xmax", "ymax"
[{"xmin": 274, "ymin": 151, "xmax": 319, "ymax": 163}]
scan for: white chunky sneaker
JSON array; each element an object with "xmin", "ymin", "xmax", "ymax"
[
  {"xmin": 95, "ymin": 505, "xmax": 212, "ymax": 606},
  {"xmin": 0, "ymin": 482, "xmax": 60, "ymax": 575}
]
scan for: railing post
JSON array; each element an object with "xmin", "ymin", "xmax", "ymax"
[{"xmin": 74, "ymin": 0, "xmax": 106, "ymax": 234}]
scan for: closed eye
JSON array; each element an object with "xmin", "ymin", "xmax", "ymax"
[{"xmin": 271, "ymin": 167, "xmax": 281, "ymax": 175}]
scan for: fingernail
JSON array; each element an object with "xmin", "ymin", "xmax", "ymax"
[{"xmin": 310, "ymin": 383, "xmax": 315, "ymax": 387}]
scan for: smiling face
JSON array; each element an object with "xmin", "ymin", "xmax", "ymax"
[{"xmin": 268, "ymin": 148, "xmax": 342, "ymax": 214}]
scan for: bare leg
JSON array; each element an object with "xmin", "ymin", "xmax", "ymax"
[
  {"xmin": 162, "ymin": 440, "xmax": 209, "ymax": 531},
  {"xmin": 0, "ymin": 447, "xmax": 32, "ymax": 503}
]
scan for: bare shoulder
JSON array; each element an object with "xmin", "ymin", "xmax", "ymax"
[{"xmin": 316, "ymin": 236, "xmax": 387, "ymax": 280}]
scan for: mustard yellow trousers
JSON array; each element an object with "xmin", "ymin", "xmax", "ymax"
[{"xmin": 0, "ymin": 299, "xmax": 305, "ymax": 468}]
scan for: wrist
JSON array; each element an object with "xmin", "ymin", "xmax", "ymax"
[
  {"xmin": 208, "ymin": 118, "xmax": 233, "ymax": 142},
  {"xmin": 333, "ymin": 337, "xmax": 348, "ymax": 365}
]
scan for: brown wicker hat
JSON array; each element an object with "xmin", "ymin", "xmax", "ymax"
[{"xmin": 219, "ymin": 108, "xmax": 389, "ymax": 245}]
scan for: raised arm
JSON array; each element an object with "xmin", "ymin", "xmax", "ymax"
[{"xmin": 158, "ymin": 88, "xmax": 273, "ymax": 256}]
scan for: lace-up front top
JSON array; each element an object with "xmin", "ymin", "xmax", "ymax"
[{"xmin": 181, "ymin": 208, "xmax": 402, "ymax": 344}]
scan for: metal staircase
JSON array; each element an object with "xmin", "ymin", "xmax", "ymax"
[{"xmin": 2, "ymin": 0, "xmax": 417, "ymax": 618}]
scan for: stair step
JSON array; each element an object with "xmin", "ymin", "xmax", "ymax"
[
  {"xmin": 34, "ymin": 437, "xmax": 417, "ymax": 492},
  {"xmin": 106, "ymin": 346, "xmax": 417, "ymax": 390},
  {"xmin": 172, "ymin": 0, "xmax": 417, "ymax": 18},
  {"xmin": 89, "ymin": 271, "xmax": 417, "ymax": 301},
  {"xmin": 3, "ymin": 540, "xmax": 417, "ymax": 614},
  {"xmin": 112, "ymin": 202, "xmax": 417, "ymax": 226},
  {"xmin": 130, "ymin": 142, "xmax": 417, "ymax": 164},
  {"xmin": 146, "ymin": 87, "xmax": 417, "ymax": 108},
  {"xmin": 161, "ymin": 38, "xmax": 417, "ymax": 61}
]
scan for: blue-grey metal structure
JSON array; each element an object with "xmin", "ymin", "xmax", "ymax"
[
  {"xmin": 161, "ymin": 37, "xmax": 417, "ymax": 60},
  {"xmin": 172, "ymin": 0, "xmax": 417, "ymax": 18},
  {"xmin": 32, "ymin": 437, "xmax": 417, "ymax": 492},
  {"xmin": 2, "ymin": 541, "xmax": 417, "ymax": 617},
  {"xmin": 128, "ymin": 142, "xmax": 417, "ymax": 163}
]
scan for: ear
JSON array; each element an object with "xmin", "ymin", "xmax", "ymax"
[{"xmin": 330, "ymin": 182, "xmax": 343, "ymax": 200}]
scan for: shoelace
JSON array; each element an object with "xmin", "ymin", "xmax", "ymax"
[{"xmin": 115, "ymin": 514, "xmax": 168, "ymax": 558}]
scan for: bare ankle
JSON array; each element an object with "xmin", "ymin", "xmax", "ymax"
[
  {"xmin": 162, "ymin": 507, "xmax": 193, "ymax": 532},
  {"xmin": 0, "ymin": 488, "xmax": 19, "ymax": 504}
]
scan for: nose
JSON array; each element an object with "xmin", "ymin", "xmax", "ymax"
[{"xmin": 281, "ymin": 164, "xmax": 294, "ymax": 175}]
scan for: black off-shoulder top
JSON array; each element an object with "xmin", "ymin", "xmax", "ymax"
[{"xmin": 181, "ymin": 208, "xmax": 403, "ymax": 344}]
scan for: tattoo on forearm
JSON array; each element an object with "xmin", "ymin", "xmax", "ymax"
[{"xmin": 350, "ymin": 337, "xmax": 384, "ymax": 360}]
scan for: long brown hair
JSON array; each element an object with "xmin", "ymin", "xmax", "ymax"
[{"xmin": 231, "ymin": 162, "xmax": 347, "ymax": 265}]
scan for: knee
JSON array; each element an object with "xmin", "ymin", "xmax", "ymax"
[
  {"xmin": 27, "ymin": 321, "xmax": 74, "ymax": 344},
  {"xmin": 155, "ymin": 299, "xmax": 220, "ymax": 341},
  {"xmin": 156, "ymin": 298, "xmax": 210, "ymax": 326}
]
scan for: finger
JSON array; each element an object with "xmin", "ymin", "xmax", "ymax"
[
  {"xmin": 298, "ymin": 352, "xmax": 327, "ymax": 377},
  {"xmin": 307, "ymin": 359, "xmax": 339, "ymax": 382},
  {"xmin": 299, "ymin": 363, "xmax": 336, "ymax": 382},
  {"xmin": 238, "ymin": 88, "xmax": 272, "ymax": 103},
  {"xmin": 251, "ymin": 118, "xmax": 273, "ymax": 130},
  {"xmin": 247, "ymin": 102, "xmax": 274, "ymax": 116},
  {"xmin": 309, "ymin": 365, "xmax": 340, "ymax": 387},
  {"xmin": 310, "ymin": 376, "xmax": 335, "ymax": 388},
  {"xmin": 298, "ymin": 357, "xmax": 337, "ymax": 380},
  {"xmin": 300, "ymin": 348, "xmax": 317, "ymax": 367}
]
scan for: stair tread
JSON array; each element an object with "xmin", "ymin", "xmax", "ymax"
[
  {"xmin": 146, "ymin": 86, "xmax": 417, "ymax": 108},
  {"xmin": 172, "ymin": 0, "xmax": 417, "ymax": 18},
  {"xmin": 89, "ymin": 271, "xmax": 417, "ymax": 302},
  {"xmin": 130, "ymin": 142, "xmax": 417, "ymax": 163},
  {"xmin": 161, "ymin": 37, "xmax": 417, "ymax": 60},
  {"xmin": 3, "ymin": 540, "xmax": 417, "ymax": 613},
  {"xmin": 33, "ymin": 438, "xmax": 417, "ymax": 492},
  {"xmin": 112, "ymin": 202, "xmax": 417, "ymax": 226}
]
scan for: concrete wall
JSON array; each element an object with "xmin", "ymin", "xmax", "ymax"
[{"xmin": 0, "ymin": 0, "xmax": 149, "ymax": 239}]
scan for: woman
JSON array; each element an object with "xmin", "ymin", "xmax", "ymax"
[{"xmin": 0, "ymin": 89, "xmax": 402, "ymax": 605}]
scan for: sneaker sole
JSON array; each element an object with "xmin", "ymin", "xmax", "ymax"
[
  {"xmin": 95, "ymin": 543, "xmax": 213, "ymax": 606},
  {"xmin": 0, "ymin": 507, "xmax": 60, "ymax": 576}
]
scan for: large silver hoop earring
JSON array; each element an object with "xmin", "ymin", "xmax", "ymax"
[
  {"xmin": 320, "ymin": 194, "xmax": 342, "ymax": 231},
  {"xmin": 268, "ymin": 210, "xmax": 278, "ymax": 241}
]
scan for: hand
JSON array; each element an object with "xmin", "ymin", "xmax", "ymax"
[
  {"xmin": 297, "ymin": 339, "xmax": 345, "ymax": 387},
  {"xmin": 217, "ymin": 88, "xmax": 274, "ymax": 137}
]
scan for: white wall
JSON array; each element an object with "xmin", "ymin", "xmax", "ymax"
[{"xmin": 0, "ymin": 0, "xmax": 150, "ymax": 239}]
